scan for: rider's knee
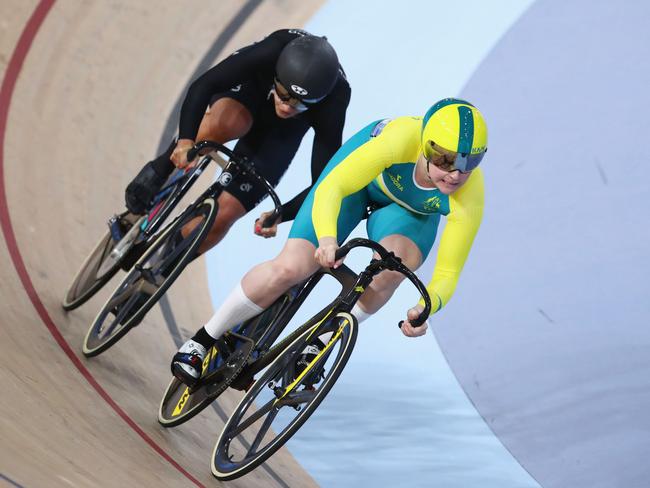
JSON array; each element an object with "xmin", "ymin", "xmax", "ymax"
[
  {"xmin": 369, "ymin": 269, "xmax": 404, "ymax": 294},
  {"xmin": 269, "ymin": 259, "xmax": 305, "ymax": 288},
  {"xmin": 214, "ymin": 208, "xmax": 240, "ymax": 231},
  {"xmin": 197, "ymin": 98, "xmax": 253, "ymax": 142},
  {"xmin": 211, "ymin": 195, "xmax": 246, "ymax": 231}
]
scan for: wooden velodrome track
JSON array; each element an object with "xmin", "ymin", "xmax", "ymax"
[{"xmin": 0, "ymin": 1, "xmax": 324, "ymax": 487}]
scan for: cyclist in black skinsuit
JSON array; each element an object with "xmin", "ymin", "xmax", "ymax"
[{"xmin": 125, "ymin": 29, "xmax": 351, "ymax": 252}]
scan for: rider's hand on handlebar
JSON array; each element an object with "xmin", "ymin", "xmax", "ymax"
[
  {"xmin": 315, "ymin": 236, "xmax": 344, "ymax": 269},
  {"xmin": 400, "ymin": 304, "xmax": 429, "ymax": 338},
  {"xmin": 171, "ymin": 139, "xmax": 195, "ymax": 169},
  {"xmin": 254, "ymin": 210, "xmax": 281, "ymax": 238}
]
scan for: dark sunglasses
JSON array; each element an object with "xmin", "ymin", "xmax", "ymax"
[
  {"xmin": 424, "ymin": 140, "xmax": 485, "ymax": 173},
  {"xmin": 273, "ymin": 79, "xmax": 309, "ymax": 111}
]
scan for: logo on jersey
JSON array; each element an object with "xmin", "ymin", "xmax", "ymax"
[
  {"xmin": 240, "ymin": 183, "xmax": 253, "ymax": 192},
  {"xmin": 387, "ymin": 172, "xmax": 404, "ymax": 192},
  {"xmin": 291, "ymin": 84, "xmax": 308, "ymax": 96},
  {"xmin": 230, "ymin": 84, "xmax": 242, "ymax": 92},
  {"xmin": 424, "ymin": 195, "xmax": 441, "ymax": 211},
  {"xmin": 219, "ymin": 172, "xmax": 233, "ymax": 186}
]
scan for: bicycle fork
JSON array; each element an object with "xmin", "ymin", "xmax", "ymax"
[
  {"xmin": 272, "ymin": 312, "xmax": 355, "ymax": 404},
  {"xmin": 271, "ymin": 263, "xmax": 385, "ymax": 402}
]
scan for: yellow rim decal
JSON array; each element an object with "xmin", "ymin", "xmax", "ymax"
[
  {"xmin": 172, "ymin": 387, "xmax": 190, "ymax": 416},
  {"xmin": 354, "ymin": 286, "xmax": 365, "ymax": 293},
  {"xmin": 171, "ymin": 346, "xmax": 217, "ymax": 417}
]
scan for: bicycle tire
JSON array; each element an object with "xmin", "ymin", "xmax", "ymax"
[
  {"xmin": 82, "ymin": 198, "xmax": 218, "ymax": 357},
  {"xmin": 211, "ymin": 312, "xmax": 358, "ymax": 481},
  {"xmin": 62, "ymin": 211, "xmax": 142, "ymax": 311}
]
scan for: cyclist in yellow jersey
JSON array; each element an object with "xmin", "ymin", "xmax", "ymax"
[{"xmin": 172, "ymin": 98, "xmax": 487, "ymax": 386}]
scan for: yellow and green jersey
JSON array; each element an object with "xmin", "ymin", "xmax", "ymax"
[{"xmin": 289, "ymin": 116, "xmax": 484, "ymax": 315}]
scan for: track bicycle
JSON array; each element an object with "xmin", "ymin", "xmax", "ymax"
[
  {"xmin": 155, "ymin": 236, "xmax": 430, "ymax": 479},
  {"xmin": 157, "ymin": 260, "xmax": 359, "ymax": 427},
  {"xmin": 62, "ymin": 149, "xmax": 215, "ymax": 311},
  {"xmin": 209, "ymin": 238, "xmax": 431, "ymax": 480},
  {"xmin": 81, "ymin": 141, "xmax": 282, "ymax": 357}
]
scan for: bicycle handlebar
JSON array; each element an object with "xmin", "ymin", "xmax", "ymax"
[
  {"xmin": 334, "ymin": 238, "xmax": 431, "ymax": 327},
  {"xmin": 186, "ymin": 140, "xmax": 234, "ymax": 164},
  {"xmin": 259, "ymin": 209, "xmax": 282, "ymax": 229},
  {"xmin": 187, "ymin": 141, "xmax": 283, "ymax": 228}
]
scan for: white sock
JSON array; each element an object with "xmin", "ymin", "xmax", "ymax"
[
  {"xmin": 204, "ymin": 282, "xmax": 264, "ymax": 339},
  {"xmin": 351, "ymin": 303, "xmax": 372, "ymax": 324}
]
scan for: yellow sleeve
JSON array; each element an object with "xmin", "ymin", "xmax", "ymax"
[
  {"xmin": 312, "ymin": 130, "xmax": 395, "ymax": 239},
  {"xmin": 422, "ymin": 168, "xmax": 484, "ymax": 314}
]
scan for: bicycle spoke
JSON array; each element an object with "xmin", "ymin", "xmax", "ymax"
[
  {"xmin": 97, "ymin": 315, "xmax": 121, "ymax": 338},
  {"xmin": 71, "ymin": 236, "xmax": 114, "ymax": 298},
  {"xmin": 117, "ymin": 291, "xmax": 146, "ymax": 319},
  {"xmin": 95, "ymin": 284, "xmax": 145, "ymax": 338},
  {"xmin": 247, "ymin": 405, "xmax": 280, "ymax": 457},
  {"xmin": 103, "ymin": 292, "xmax": 141, "ymax": 332},
  {"xmin": 94, "ymin": 235, "xmax": 116, "ymax": 276},
  {"xmin": 148, "ymin": 223, "xmax": 201, "ymax": 275},
  {"xmin": 230, "ymin": 397, "xmax": 276, "ymax": 438},
  {"xmin": 102, "ymin": 280, "xmax": 138, "ymax": 311}
]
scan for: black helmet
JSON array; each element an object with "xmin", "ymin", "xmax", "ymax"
[{"xmin": 275, "ymin": 35, "xmax": 339, "ymax": 104}]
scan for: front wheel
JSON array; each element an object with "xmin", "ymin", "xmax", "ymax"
[
  {"xmin": 211, "ymin": 312, "xmax": 358, "ymax": 481},
  {"xmin": 82, "ymin": 198, "xmax": 218, "ymax": 357}
]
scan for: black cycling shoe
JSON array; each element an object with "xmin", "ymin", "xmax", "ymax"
[
  {"xmin": 294, "ymin": 338, "xmax": 326, "ymax": 387},
  {"xmin": 125, "ymin": 161, "xmax": 168, "ymax": 215}
]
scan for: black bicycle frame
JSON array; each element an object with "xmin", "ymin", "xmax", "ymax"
[
  {"xmin": 139, "ymin": 141, "xmax": 283, "ymax": 245},
  {"xmin": 138, "ymin": 156, "xmax": 213, "ymax": 240},
  {"xmin": 239, "ymin": 238, "xmax": 432, "ymax": 377}
]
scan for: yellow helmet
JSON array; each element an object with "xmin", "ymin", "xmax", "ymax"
[{"xmin": 421, "ymin": 98, "xmax": 488, "ymax": 172}]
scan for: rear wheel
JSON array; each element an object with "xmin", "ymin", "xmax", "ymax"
[
  {"xmin": 211, "ymin": 312, "xmax": 358, "ymax": 481},
  {"xmin": 62, "ymin": 213, "xmax": 140, "ymax": 311},
  {"xmin": 158, "ymin": 293, "xmax": 294, "ymax": 427},
  {"xmin": 158, "ymin": 336, "xmax": 253, "ymax": 427},
  {"xmin": 82, "ymin": 198, "xmax": 218, "ymax": 357}
]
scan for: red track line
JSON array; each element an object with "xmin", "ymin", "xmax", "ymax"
[{"xmin": 0, "ymin": 2, "xmax": 206, "ymax": 486}]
